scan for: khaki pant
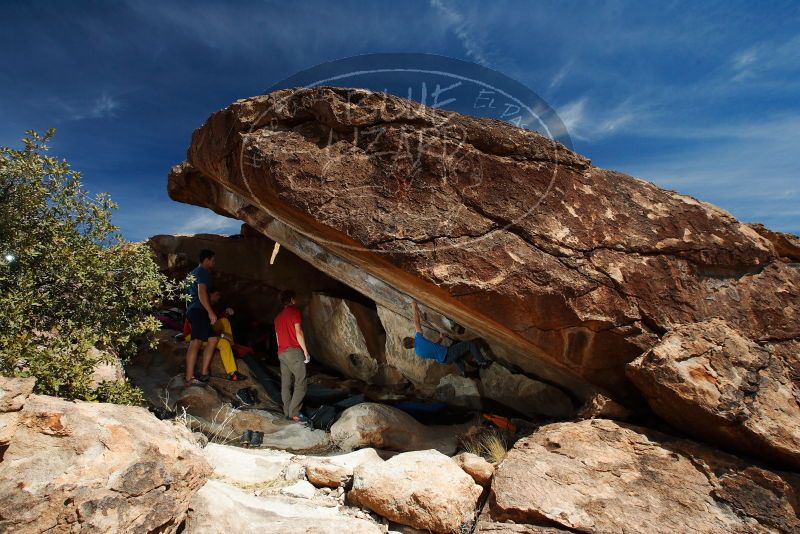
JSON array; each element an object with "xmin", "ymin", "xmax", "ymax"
[{"xmin": 278, "ymin": 348, "xmax": 307, "ymax": 418}]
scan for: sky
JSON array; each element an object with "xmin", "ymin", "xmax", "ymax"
[{"xmin": 1, "ymin": 0, "xmax": 798, "ymax": 240}]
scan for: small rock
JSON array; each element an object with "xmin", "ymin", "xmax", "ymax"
[
  {"xmin": 281, "ymin": 479, "xmax": 317, "ymax": 499},
  {"xmin": 577, "ymin": 393, "xmax": 633, "ymax": 421},
  {"xmin": 452, "ymin": 452, "xmax": 494, "ymax": 487},
  {"xmin": 305, "ymin": 448, "xmax": 384, "ymax": 488},
  {"xmin": 349, "ymin": 449, "xmax": 482, "ymax": 533}
]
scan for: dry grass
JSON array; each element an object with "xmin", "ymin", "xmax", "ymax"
[
  {"xmin": 210, "ymin": 473, "xmax": 287, "ymax": 494},
  {"xmin": 157, "ymin": 383, "xmax": 242, "ymax": 445},
  {"xmin": 461, "ymin": 428, "xmax": 509, "ymax": 464}
]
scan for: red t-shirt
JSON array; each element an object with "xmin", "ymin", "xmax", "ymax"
[{"xmin": 274, "ymin": 306, "xmax": 302, "ymax": 354}]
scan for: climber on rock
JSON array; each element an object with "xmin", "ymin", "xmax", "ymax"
[
  {"xmin": 274, "ymin": 289, "xmax": 310, "ymax": 423},
  {"xmin": 403, "ymin": 301, "xmax": 492, "ymax": 376}
]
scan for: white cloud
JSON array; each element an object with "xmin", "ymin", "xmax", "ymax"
[
  {"xmin": 52, "ymin": 92, "xmax": 121, "ymax": 121},
  {"xmin": 619, "ymin": 114, "xmax": 800, "ymax": 234},
  {"xmin": 557, "ymin": 97, "xmax": 586, "ymax": 138},
  {"xmin": 429, "ymin": 0, "xmax": 490, "ymax": 66},
  {"xmin": 548, "ymin": 60, "xmax": 574, "ymax": 91},
  {"xmin": 557, "ymin": 96, "xmax": 649, "ymax": 142},
  {"xmin": 729, "ymin": 35, "xmax": 800, "ymax": 83},
  {"xmin": 175, "ymin": 211, "xmax": 242, "ymax": 236}
]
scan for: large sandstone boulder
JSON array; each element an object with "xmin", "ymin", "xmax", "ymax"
[
  {"xmin": 330, "ymin": 402, "xmax": 475, "ymax": 455},
  {"xmin": 168, "ymin": 86, "xmax": 799, "ymax": 401},
  {"xmin": 434, "ymin": 374, "xmax": 482, "ymax": 410},
  {"xmin": 479, "ymin": 363, "xmax": 573, "ymax": 419},
  {"xmin": 305, "ymin": 292, "xmax": 405, "ymax": 385},
  {"xmin": 485, "ymin": 418, "xmax": 800, "ymax": 533},
  {"xmin": 349, "ymin": 449, "xmax": 483, "ymax": 533},
  {"xmin": 627, "ymin": 319, "xmax": 800, "ymax": 470},
  {"xmin": 0, "ymin": 382, "xmax": 211, "ymax": 533}
]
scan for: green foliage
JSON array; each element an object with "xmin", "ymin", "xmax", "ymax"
[{"xmin": 0, "ymin": 130, "xmax": 173, "ymax": 404}]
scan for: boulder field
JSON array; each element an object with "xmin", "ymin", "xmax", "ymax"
[{"xmin": 167, "ymin": 86, "xmax": 799, "ymax": 470}]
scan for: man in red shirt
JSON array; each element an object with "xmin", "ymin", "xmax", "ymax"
[{"xmin": 273, "ymin": 289, "xmax": 310, "ymax": 422}]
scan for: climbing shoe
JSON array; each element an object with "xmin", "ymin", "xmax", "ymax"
[
  {"xmin": 226, "ymin": 371, "xmax": 247, "ymax": 381},
  {"xmin": 240, "ymin": 430, "xmax": 253, "ymax": 446},
  {"xmin": 250, "ymin": 431, "xmax": 264, "ymax": 446},
  {"xmin": 197, "ymin": 373, "xmax": 210, "ymax": 383},
  {"xmin": 289, "ymin": 414, "xmax": 309, "ymax": 424}
]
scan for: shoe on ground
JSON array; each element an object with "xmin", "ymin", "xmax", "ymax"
[
  {"xmin": 227, "ymin": 371, "xmax": 247, "ymax": 381},
  {"xmin": 250, "ymin": 431, "xmax": 264, "ymax": 446},
  {"xmin": 240, "ymin": 430, "xmax": 253, "ymax": 446},
  {"xmin": 197, "ymin": 373, "xmax": 210, "ymax": 383},
  {"xmin": 185, "ymin": 378, "xmax": 206, "ymax": 388}
]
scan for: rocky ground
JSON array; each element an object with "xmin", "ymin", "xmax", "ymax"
[{"xmin": 4, "ymin": 373, "xmax": 798, "ymax": 533}]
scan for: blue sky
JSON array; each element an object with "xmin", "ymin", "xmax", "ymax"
[{"xmin": 1, "ymin": 0, "xmax": 798, "ymax": 240}]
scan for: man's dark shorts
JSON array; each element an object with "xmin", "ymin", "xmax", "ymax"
[{"xmin": 187, "ymin": 307, "xmax": 212, "ymax": 341}]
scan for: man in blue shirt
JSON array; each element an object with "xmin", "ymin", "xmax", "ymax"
[
  {"xmin": 402, "ymin": 301, "xmax": 491, "ymax": 375},
  {"xmin": 184, "ymin": 249, "xmax": 219, "ymax": 386}
]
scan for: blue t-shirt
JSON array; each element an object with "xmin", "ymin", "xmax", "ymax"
[
  {"xmin": 414, "ymin": 332, "xmax": 448, "ymax": 363},
  {"xmin": 186, "ymin": 266, "xmax": 211, "ymax": 310}
]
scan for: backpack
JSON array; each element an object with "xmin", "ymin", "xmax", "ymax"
[{"xmin": 307, "ymin": 405, "xmax": 338, "ymax": 431}]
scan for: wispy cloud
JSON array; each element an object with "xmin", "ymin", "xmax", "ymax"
[
  {"xmin": 51, "ymin": 92, "xmax": 121, "ymax": 121},
  {"xmin": 557, "ymin": 96, "xmax": 649, "ymax": 141},
  {"xmin": 429, "ymin": 0, "xmax": 489, "ymax": 65},
  {"xmin": 620, "ymin": 114, "xmax": 800, "ymax": 233},
  {"xmin": 548, "ymin": 60, "xmax": 574, "ymax": 91},
  {"xmin": 175, "ymin": 211, "xmax": 242, "ymax": 235},
  {"xmin": 729, "ymin": 35, "xmax": 800, "ymax": 83}
]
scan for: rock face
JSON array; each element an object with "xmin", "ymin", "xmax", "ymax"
[
  {"xmin": 376, "ymin": 304, "xmax": 458, "ymax": 386},
  {"xmin": 305, "ymin": 292, "xmax": 404, "ymax": 385},
  {"xmin": 0, "ymin": 380, "xmax": 211, "ymax": 533},
  {"xmin": 349, "ymin": 449, "xmax": 483, "ymax": 533},
  {"xmin": 434, "ymin": 374, "xmax": 482, "ymax": 410},
  {"xmin": 168, "ymin": 86, "xmax": 799, "ymax": 401},
  {"xmin": 479, "ymin": 363, "xmax": 573, "ymax": 419},
  {"xmin": 627, "ymin": 319, "xmax": 800, "ymax": 470},
  {"xmin": 330, "ymin": 402, "xmax": 474, "ymax": 455},
  {"xmin": 485, "ymin": 419, "xmax": 800, "ymax": 533}
]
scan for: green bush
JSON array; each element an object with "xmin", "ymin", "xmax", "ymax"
[{"xmin": 0, "ymin": 129, "xmax": 173, "ymax": 404}]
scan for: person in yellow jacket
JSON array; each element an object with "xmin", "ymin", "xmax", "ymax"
[{"xmin": 184, "ymin": 290, "xmax": 247, "ymax": 381}]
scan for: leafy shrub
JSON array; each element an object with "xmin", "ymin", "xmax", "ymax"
[{"xmin": 0, "ymin": 130, "xmax": 173, "ymax": 403}]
